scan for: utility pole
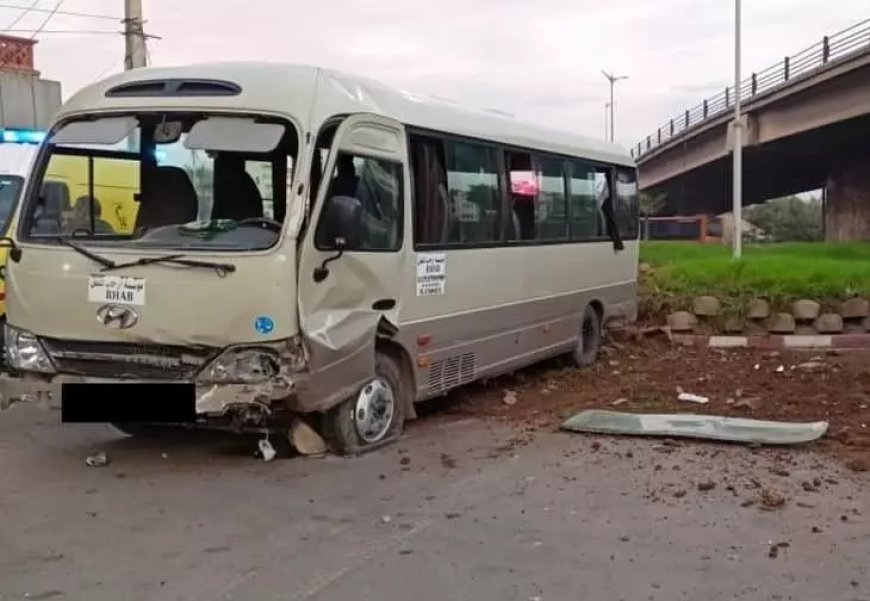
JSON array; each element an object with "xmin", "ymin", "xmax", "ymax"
[
  {"xmin": 124, "ymin": 0, "xmax": 147, "ymax": 70},
  {"xmin": 601, "ymin": 70, "xmax": 628, "ymax": 143},
  {"xmin": 732, "ymin": 0, "xmax": 743, "ymax": 259}
]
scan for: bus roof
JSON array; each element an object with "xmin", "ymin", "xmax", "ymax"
[{"xmin": 58, "ymin": 62, "xmax": 635, "ymax": 167}]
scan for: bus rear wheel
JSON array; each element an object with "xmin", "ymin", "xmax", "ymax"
[
  {"xmin": 325, "ymin": 351, "xmax": 406, "ymax": 455},
  {"xmin": 571, "ymin": 304, "xmax": 602, "ymax": 368}
]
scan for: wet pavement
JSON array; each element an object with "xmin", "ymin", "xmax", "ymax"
[{"xmin": 1, "ymin": 401, "xmax": 868, "ymax": 601}]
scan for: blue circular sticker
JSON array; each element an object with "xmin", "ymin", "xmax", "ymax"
[{"xmin": 254, "ymin": 316, "xmax": 275, "ymax": 335}]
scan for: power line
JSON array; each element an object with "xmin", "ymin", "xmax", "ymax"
[
  {"xmin": 3, "ymin": 0, "xmax": 41, "ymax": 31},
  {"xmin": 0, "ymin": 0, "xmax": 63, "ymax": 69},
  {"xmin": 0, "ymin": 3, "xmax": 119, "ymax": 21},
  {"xmin": 2, "ymin": 28, "xmax": 119, "ymax": 34}
]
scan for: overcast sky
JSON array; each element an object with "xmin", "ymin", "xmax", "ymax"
[{"xmin": 2, "ymin": 0, "xmax": 867, "ymax": 150}]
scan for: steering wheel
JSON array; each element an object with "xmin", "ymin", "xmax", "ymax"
[{"xmin": 237, "ymin": 217, "xmax": 282, "ymax": 232}]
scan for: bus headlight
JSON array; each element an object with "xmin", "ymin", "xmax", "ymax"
[
  {"xmin": 5, "ymin": 325, "xmax": 55, "ymax": 374},
  {"xmin": 200, "ymin": 347, "xmax": 280, "ymax": 384}
]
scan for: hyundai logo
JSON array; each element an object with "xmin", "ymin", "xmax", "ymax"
[{"xmin": 96, "ymin": 304, "xmax": 139, "ymax": 330}]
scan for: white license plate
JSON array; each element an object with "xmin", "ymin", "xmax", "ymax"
[{"xmin": 87, "ymin": 275, "xmax": 146, "ymax": 306}]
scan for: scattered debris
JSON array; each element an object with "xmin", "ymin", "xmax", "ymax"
[
  {"xmin": 560, "ymin": 410, "xmax": 829, "ymax": 445},
  {"xmin": 759, "ymin": 488, "xmax": 787, "ymax": 510},
  {"xmin": 697, "ymin": 480, "xmax": 716, "ymax": 492},
  {"xmin": 801, "ymin": 481, "xmax": 820, "ymax": 493},
  {"xmin": 503, "ymin": 390, "xmax": 518, "ymax": 406},
  {"xmin": 775, "ymin": 365, "xmax": 785, "ymax": 373},
  {"xmin": 400, "ymin": 456, "xmax": 411, "ymax": 466},
  {"xmin": 673, "ymin": 489, "xmax": 687, "ymax": 498},
  {"xmin": 770, "ymin": 467, "xmax": 791, "ymax": 477},
  {"xmin": 289, "ymin": 418, "xmax": 327, "ymax": 456},
  {"xmin": 733, "ymin": 397, "xmax": 762, "ymax": 411},
  {"xmin": 768, "ymin": 541, "xmax": 790, "ymax": 558},
  {"xmin": 845, "ymin": 457, "xmax": 869, "ymax": 472},
  {"xmin": 796, "ymin": 361, "xmax": 826, "ymax": 372},
  {"xmin": 678, "ymin": 392, "xmax": 710, "ymax": 404},
  {"xmin": 612, "ymin": 398, "xmax": 629, "ymax": 406},
  {"xmin": 257, "ymin": 438, "xmax": 276, "ymax": 463},
  {"xmin": 84, "ymin": 452, "xmax": 108, "ymax": 468},
  {"xmin": 381, "ymin": 515, "xmax": 392, "ymax": 524},
  {"xmin": 811, "ymin": 526, "xmax": 823, "ymax": 533}
]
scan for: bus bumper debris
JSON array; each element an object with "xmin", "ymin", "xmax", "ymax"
[{"xmin": 560, "ymin": 409, "xmax": 828, "ymax": 445}]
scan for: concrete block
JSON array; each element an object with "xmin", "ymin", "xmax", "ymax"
[
  {"xmin": 814, "ymin": 313, "xmax": 844, "ymax": 334},
  {"xmin": 768, "ymin": 313, "xmax": 796, "ymax": 334},
  {"xmin": 667, "ymin": 311, "xmax": 697, "ymax": 333},
  {"xmin": 746, "ymin": 298, "xmax": 770, "ymax": 320},
  {"xmin": 792, "ymin": 300, "xmax": 821, "ymax": 321},
  {"xmin": 692, "ymin": 295, "xmax": 721, "ymax": 317},
  {"xmin": 841, "ymin": 297, "xmax": 870, "ymax": 319}
]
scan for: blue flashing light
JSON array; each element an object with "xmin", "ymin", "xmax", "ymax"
[{"xmin": 0, "ymin": 128, "xmax": 46, "ymax": 144}]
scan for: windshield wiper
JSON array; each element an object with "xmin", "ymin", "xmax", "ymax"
[
  {"xmin": 56, "ymin": 236, "xmax": 116, "ymax": 269},
  {"xmin": 100, "ymin": 253, "xmax": 237, "ymax": 276}
]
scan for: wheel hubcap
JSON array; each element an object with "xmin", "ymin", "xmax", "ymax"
[{"xmin": 354, "ymin": 377, "xmax": 396, "ymax": 443}]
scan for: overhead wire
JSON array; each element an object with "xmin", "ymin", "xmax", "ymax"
[
  {"xmin": 0, "ymin": 2, "xmax": 119, "ymax": 22},
  {"xmin": 0, "ymin": 0, "xmax": 64, "ymax": 69},
  {"xmin": 3, "ymin": 0, "xmax": 41, "ymax": 31}
]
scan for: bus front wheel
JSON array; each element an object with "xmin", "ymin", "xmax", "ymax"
[
  {"xmin": 325, "ymin": 351, "xmax": 406, "ymax": 455},
  {"xmin": 571, "ymin": 304, "xmax": 602, "ymax": 368}
]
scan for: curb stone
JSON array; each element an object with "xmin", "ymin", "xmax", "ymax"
[{"xmin": 672, "ymin": 334, "xmax": 870, "ymax": 350}]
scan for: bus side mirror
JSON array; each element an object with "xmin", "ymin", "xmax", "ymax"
[{"xmin": 313, "ymin": 195, "xmax": 363, "ymax": 283}]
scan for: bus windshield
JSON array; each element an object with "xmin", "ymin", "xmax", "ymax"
[
  {"xmin": 0, "ymin": 174, "xmax": 24, "ymax": 233},
  {"xmin": 22, "ymin": 112, "xmax": 298, "ymax": 251}
]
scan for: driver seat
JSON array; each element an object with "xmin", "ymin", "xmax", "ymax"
[
  {"xmin": 212, "ymin": 154, "xmax": 263, "ymax": 221},
  {"xmin": 135, "ymin": 166, "xmax": 199, "ymax": 232}
]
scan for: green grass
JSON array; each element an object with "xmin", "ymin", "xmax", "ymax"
[{"xmin": 639, "ymin": 241, "xmax": 870, "ymax": 307}]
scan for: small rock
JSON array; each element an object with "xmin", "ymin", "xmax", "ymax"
[
  {"xmin": 289, "ymin": 418, "xmax": 327, "ymax": 456},
  {"xmin": 811, "ymin": 526, "xmax": 822, "ymax": 533},
  {"xmin": 747, "ymin": 298, "xmax": 771, "ymax": 320},
  {"xmin": 612, "ymin": 398, "xmax": 628, "ymax": 406},
  {"xmin": 619, "ymin": 535, "xmax": 630, "ymax": 542},
  {"xmin": 673, "ymin": 489, "xmax": 687, "ymax": 498},
  {"xmin": 734, "ymin": 396, "xmax": 762, "ymax": 410},
  {"xmin": 814, "ymin": 313, "xmax": 844, "ymax": 334},
  {"xmin": 770, "ymin": 467, "xmax": 790, "ymax": 477},
  {"xmin": 85, "ymin": 452, "xmax": 109, "ymax": 468},
  {"xmin": 792, "ymin": 299, "xmax": 821, "ymax": 321},
  {"xmin": 841, "ymin": 297, "xmax": 870, "ymax": 319},
  {"xmin": 692, "ymin": 295, "xmax": 721, "ymax": 317},
  {"xmin": 767, "ymin": 313, "xmax": 796, "ymax": 334},
  {"xmin": 759, "ymin": 488, "xmax": 787, "ymax": 510},
  {"xmin": 502, "ymin": 390, "xmax": 518, "ymax": 406},
  {"xmin": 590, "ymin": 441, "xmax": 602, "ymax": 452},
  {"xmin": 768, "ymin": 541, "xmax": 790, "ymax": 559},
  {"xmin": 845, "ymin": 457, "xmax": 869, "ymax": 472},
  {"xmin": 801, "ymin": 481, "xmax": 819, "ymax": 492},
  {"xmin": 667, "ymin": 311, "xmax": 697, "ymax": 333},
  {"xmin": 381, "ymin": 515, "xmax": 392, "ymax": 524},
  {"xmin": 400, "ymin": 456, "xmax": 411, "ymax": 466},
  {"xmin": 697, "ymin": 480, "xmax": 716, "ymax": 492}
]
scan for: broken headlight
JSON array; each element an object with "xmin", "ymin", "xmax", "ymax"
[
  {"xmin": 199, "ymin": 347, "xmax": 280, "ymax": 384},
  {"xmin": 5, "ymin": 324, "xmax": 55, "ymax": 374}
]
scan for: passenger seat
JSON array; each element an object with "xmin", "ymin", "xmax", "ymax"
[{"xmin": 135, "ymin": 166, "xmax": 199, "ymax": 233}]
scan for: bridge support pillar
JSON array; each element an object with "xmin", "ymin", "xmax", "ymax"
[{"xmin": 824, "ymin": 155, "xmax": 870, "ymax": 241}]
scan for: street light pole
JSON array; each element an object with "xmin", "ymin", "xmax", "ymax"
[
  {"xmin": 604, "ymin": 102, "xmax": 610, "ymax": 140},
  {"xmin": 732, "ymin": 0, "xmax": 743, "ymax": 259},
  {"xmin": 601, "ymin": 70, "xmax": 628, "ymax": 143}
]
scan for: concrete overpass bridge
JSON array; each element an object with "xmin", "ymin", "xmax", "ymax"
[{"xmin": 633, "ymin": 19, "xmax": 870, "ymax": 241}]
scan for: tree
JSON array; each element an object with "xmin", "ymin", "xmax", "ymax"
[
  {"xmin": 745, "ymin": 195, "xmax": 823, "ymax": 242},
  {"xmin": 639, "ymin": 191, "xmax": 667, "ymax": 218}
]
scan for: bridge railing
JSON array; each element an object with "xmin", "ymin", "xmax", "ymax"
[{"xmin": 631, "ymin": 19, "xmax": 870, "ymax": 160}]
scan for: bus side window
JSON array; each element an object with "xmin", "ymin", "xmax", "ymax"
[{"xmin": 315, "ymin": 152, "xmax": 403, "ymax": 252}]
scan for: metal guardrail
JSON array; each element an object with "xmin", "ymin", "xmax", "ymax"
[{"xmin": 631, "ymin": 18, "xmax": 870, "ymax": 160}]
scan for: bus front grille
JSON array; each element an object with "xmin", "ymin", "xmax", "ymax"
[{"xmin": 40, "ymin": 338, "xmax": 216, "ymax": 380}]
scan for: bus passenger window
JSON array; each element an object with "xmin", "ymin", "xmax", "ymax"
[
  {"xmin": 615, "ymin": 168, "xmax": 639, "ymax": 239},
  {"xmin": 568, "ymin": 161, "xmax": 603, "ymax": 240},
  {"xmin": 410, "ymin": 135, "xmax": 449, "ymax": 245},
  {"xmin": 444, "ymin": 140, "xmax": 500, "ymax": 244},
  {"xmin": 536, "ymin": 156, "xmax": 568, "ymax": 241},
  {"xmin": 316, "ymin": 152, "xmax": 403, "ymax": 251}
]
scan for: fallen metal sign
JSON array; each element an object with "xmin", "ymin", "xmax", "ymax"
[{"xmin": 561, "ymin": 410, "xmax": 828, "ymax": 445}]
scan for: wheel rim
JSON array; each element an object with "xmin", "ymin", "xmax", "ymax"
[{"xmin": 354, "ymin": 377, "xmax": 396, "ymax": 443}]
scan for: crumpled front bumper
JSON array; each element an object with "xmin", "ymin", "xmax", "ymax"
[{"xmin": 0, "ymin": 372, "xmax": 300, "ymax": 416}]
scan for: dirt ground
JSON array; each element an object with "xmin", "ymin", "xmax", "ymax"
[{"xmin": 430, "ymin": 336, "xmax": 870, "ymax": 471}]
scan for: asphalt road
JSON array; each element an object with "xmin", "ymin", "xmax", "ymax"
[{"xmin": 1, "ymin": 403, "xmax": 868, "ymax": 601}]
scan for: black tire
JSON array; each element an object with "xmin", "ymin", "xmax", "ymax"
[
  {"xmin": 571, "ymin": 304, "xmax": 602, "ymax": 368},
  {"xmin": 325, "ymin": 351, "xmax": 407, "ymax": 455}
]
